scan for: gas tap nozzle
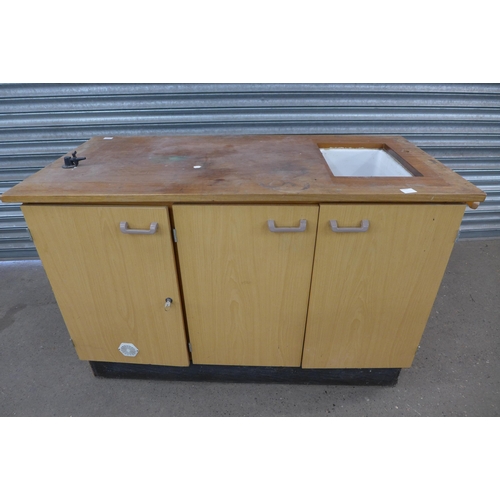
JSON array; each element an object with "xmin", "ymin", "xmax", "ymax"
[{"xmin": 62, "ymin": 151, "xmax": 87, "ymax": 168}]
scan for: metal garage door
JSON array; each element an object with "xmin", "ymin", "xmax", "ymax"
[{"xmin": 1, "ymin": 83, "xmax": 499, "ymax": 259}]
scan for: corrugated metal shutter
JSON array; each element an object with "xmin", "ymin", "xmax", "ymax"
[{"xmin": 1, "ymin": 83, "xmax": 499, "ymax": 259}]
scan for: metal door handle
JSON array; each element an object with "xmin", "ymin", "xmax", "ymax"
[
  {"xmin": 120, "ymin": 221, "xmax": 158, "ymax": 234},
  {"xmin": 268, "ymin": 219, "xmax": 307, "ymax": 232},
  {"xmin": 329, "ymin": 220, "xmax": 369, "ymax": 232}
]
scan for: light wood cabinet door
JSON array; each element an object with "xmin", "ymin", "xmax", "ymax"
[
  {"xmin": 302, "ymin": 204, "xmax": 465, "ymax": 369},
  {"xmin": 22, "ymin": 205, "xmax": 189, "ymax": 366},
  {"xmin": 173, "ymin": 205, "xmax": 319, "ymax": 366}
]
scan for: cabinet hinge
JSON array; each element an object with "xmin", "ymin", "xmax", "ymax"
[
  {"xmin": 27, "ymin": 227, "xmax": 34, "ymax": 242},
  {"xmin": 172, "ymin": 228, "xmax": 178, "ymax": 243},
  {"xmin": 188, "ymin": 342, "xmax": 192, "ymax": 353}
]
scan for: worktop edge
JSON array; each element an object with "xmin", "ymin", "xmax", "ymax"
[{"xmin": 2, "ymin": 193, "xmax": 485, "ymax": 204}]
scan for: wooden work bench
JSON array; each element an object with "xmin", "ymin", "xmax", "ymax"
[{"xmin": 2, "ymin": 135, "xmax": 486, "ymax": 385}]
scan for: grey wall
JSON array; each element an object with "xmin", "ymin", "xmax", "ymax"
[{"xmin": 1, "ymin": 83, "xmax": 499, "ymax": 259}]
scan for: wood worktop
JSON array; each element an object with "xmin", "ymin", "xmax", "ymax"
[{"xmin": 1, "ymin": 135, "xmax": 486, "ymax": 204}]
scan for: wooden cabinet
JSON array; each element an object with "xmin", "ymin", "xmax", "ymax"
[
  {"xmin": 1, "ymin": 135, "xmax": 486, "ymax": 382},
  {"xmin": 302, "ymin": 204, "xmax": 465, "ymax": 368},
  {"xmin": 21, "ymin": 201, "xmax": 465, "ymax": 370},
  {"xmin": 173, "ymin": 205, "xmax": 318, "ymax": 366},
  {"xmin": 22, "ymin": 205, "xmax": 189, "ymax": 366}
]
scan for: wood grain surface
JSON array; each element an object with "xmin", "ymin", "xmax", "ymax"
[
  {"xmin": 2, "ymin": 135, "xmax": 485, "ymax": 204},
  {"xmin": 173, "ymin": 204, "xmax": 319, "ymax": 366},
  {"xmin": 302, "ymin": 203, "xmax": 466, "ymax": 369},
  {"xmin": 22, "ymin": 205, "xmax": 190, "ymax": 366}
]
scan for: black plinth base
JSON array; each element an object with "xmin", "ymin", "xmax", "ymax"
[{"xmin": 89, "ymin": 361, "xmax": 401, "ymax": 386}]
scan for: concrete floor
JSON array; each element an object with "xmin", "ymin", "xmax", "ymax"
[{"xmin": 0, "ymin": 239, "xmax": 498, "ymax": 417}]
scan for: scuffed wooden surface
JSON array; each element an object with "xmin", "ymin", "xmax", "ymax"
[{"xmin": 1, "ymin": 135, "xmax": 486, "ymax": 203}]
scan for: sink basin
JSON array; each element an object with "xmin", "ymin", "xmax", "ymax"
[{"xmin": 320, "ymin": 148, "xmax": 413, "ymax": 177}]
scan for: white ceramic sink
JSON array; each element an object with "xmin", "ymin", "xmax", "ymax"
[{"xmin": 320, "ymin": 148, "xmax": 412, "ymax": 177}]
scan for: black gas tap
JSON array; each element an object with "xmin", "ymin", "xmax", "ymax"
[{"xmin": 62, "ymin": 151, "xmax": 87, "ymax": 168}]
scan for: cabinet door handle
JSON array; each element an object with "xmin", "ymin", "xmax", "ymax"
[
  {"xmin": 120, "ymin": 221, "xmax": 158, "ymax": 234},
  {"xmin": 329, "ymin": 220, "xmax": 369, "ymax": 233},
  {"xmin": 268, "ymin": 219, "xmax": 307, "ymax": 232}
]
